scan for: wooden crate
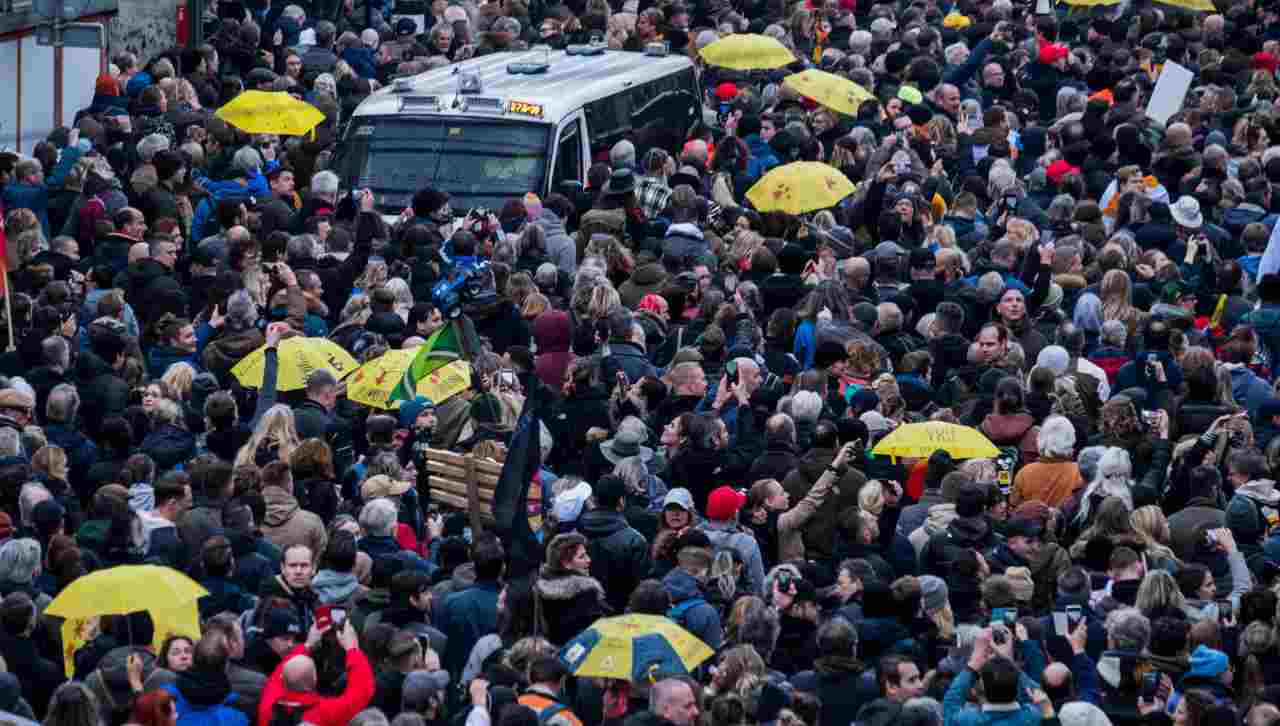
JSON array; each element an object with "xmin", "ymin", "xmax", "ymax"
[{"xmin": 424, "ymin": 448, "xmax": 505, "ymax": 532}]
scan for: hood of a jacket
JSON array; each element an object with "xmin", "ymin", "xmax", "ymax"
[
  {"xmin": 981, "ymin": 413, "xmax": 1035, "ymax": 443},
  {"xmin": 578, "ymin": 509, "xmax": 630, "ymax": 539},
  {"xmin": 262, "ymin": 486, "xmax": 300, "ymax": 526},
  {"xmin": 629, "ymin": 262, "xmax": 667, "ymax": 287},
  {"xmin": 176, "ymin": 665, "xmax": 233, "ymax": 707},
  {"xmin": 662, "ymin": 567, "xmax": 704, "ymax": 604},
  {"xmin": 949, "ymin": 514, "xmax": 991, "ymax": 546},
  {"xmin": 533, "ymin": 311, "xmax": 572, "ymax": 353},
  {"xmin": 311, "ymin": 569, "xmax": 360, "ymax": 603}
]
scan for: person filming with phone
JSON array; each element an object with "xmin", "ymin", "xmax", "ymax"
[{"xmin": 257, "ymin": 616, "xmax": 375, "ymax": 726}]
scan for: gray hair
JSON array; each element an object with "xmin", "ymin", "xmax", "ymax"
[
  {"xmin": 650, "ymin": 679, "xmax": 695, "ymax": 714},
  {"xmin": 225, "ymin": 290, "xmax": 259, "ymax": 332},
  {"xmin": 988, "ymin": 162, "xmax": 1017, "ymax": 197},
  {"xmin": 791, "ymin": 390, "xmax": 823, "ymax": 424},
  {"xmin": 1056, "ymin": 87, "xmax": 1085, "ymax": 118},
  {"xmin": 359, "ymin": 498, "xmax": 399, "ymax": 537},
  {"xmin": 848, "ymin": 30, "xmax": 872, "ymax": 55},
  {"xmin": 944, "ymin": 42, "xmax": 968, "ymax": 65},
  {"xmin": 0, "ymin": 539, "xmax": 41, "ymax": 584},
  {"xmin": 1077, "ymin": 445, "xmax": 1107, "ymax": 484},
  {"xmin": 281, "ymin": 4, "xmax": 306, "ymax": 20},
  {"xmin": 232, "ymin": 146, "xmax": 264, "ymax": 175},
  {"xmin": 1037, "ymin": 415, "xmax": 1076, "ymax": 459},
  {"xmin": 350, "ymin": 709, "xmax": 392, "ymax": 726},
  {"xmin": 18, "ymin": 484, "xmax": 50, "ymax": 527},
  {"xmin": 613, "ymin": 455, "xmax": 653, "ymax": 499},
  {"xmin": 1074, "ymin": 292, "xmax": 1103, "ymax": 334},
  {"xmin": 0, "ymin": 429, "xmax": 20, "ymax": 459},
  {"xmin": 610, "ymin": 140, "xmax": 636, "ymax": 169},
  {"xmin": 150, "ymin": 398, "xmax": 184, "ymax": 426},
  {"xmin": 977, "ymin": 271, "xmax": 1007, "ymax": 303},
  {"xmin": 1105, "ymin": 607, "xmax": 1151, "ymax": 652},
  {"xmin": 287, "ymin": 234, "xmax": 319, "ymax": 263},
  {"xmin": 46, "ymin": 383, "xmax": 80, "ymax": 424},
  {"xmin": 137, "ymin": 134, "xmax": 171, "ymax": 163},
  {"xmin": 1100, "ymin": 319, "xmax": 1127, "ymax": 347}
]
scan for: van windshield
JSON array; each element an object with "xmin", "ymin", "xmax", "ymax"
[{"xmin": 335, "ymin": 117, "xmax": 550, "ymax": 214}]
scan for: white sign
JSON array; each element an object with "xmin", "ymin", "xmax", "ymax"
[{"xmin": 1145, "ymin": 61, "xmax": 1194, "ymax": 126}]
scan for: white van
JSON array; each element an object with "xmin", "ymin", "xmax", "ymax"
[{"xmin": 332, "ymin": 46, "xmax": 702, "ymax": 213}]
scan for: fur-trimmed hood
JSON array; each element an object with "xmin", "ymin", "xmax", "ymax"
[{"xmin": 535, "ymin": 570, "xmax": 605, "ymax": 601}]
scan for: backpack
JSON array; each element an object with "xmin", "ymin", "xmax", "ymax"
[
  {"xmin": 994, "ymin": 445, "xmax": 1022, "ymax": 495},
  {"xmin": 668, "ymin": 597, "xmax": 707, "ymax": 627},
  {"xmin": 535, "ymin": 702, "xmax": 568, "ymax": 726},
  {"xmin": 267, "ymin": 701, "xmax": 308, "ymax": 726}
]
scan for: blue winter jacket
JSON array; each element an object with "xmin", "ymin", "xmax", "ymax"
[{"xmin": 744, "ymin": 134, "xmax": 780, "ymax": 183}]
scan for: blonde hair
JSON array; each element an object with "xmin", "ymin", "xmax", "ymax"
[
  {"xmin": 32, "ymin": 445, "xmax": 68, "ymax": 481},
  {"xmin": 859, "ymin": 480, "xmax": 885, "ymax": 516},
  {"xmin": 587, "ymin": 284, "xmax": 621, "ymax": 319},
  {"xmin": 521, "ymin": 292, "xmax": 549, "ymax": 320},
  {"xmin": 235, "ymin": 403, "xmax": 301, "ymax": 468},
  {"xmin": 340, "ymin": 294, "xmax": 372, "ymax": 326},
  {"xmin": 1100, "ymin": 269, "xmax": 1136, "ymax": 327},
  {"xmin": 929, "ymin": 225, "xmax": 956, "ymax": 249},
  {"xmin": 1131, "ymin": 505, "xmax": 1182, "ymax": 567},
  {"xmin": 1135, "ymin": 570, "xmax": 1187, "ymax": 616},
  {"xmin": 161, "ymin": 362, "xmax": 197, "ymax": 401}
]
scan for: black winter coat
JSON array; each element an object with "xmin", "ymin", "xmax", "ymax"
[{"xmin": 578, "ymin": 509, "xmax": 651, "ymax": 613}]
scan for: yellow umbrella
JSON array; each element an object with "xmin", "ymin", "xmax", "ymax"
[
  {"xmin": 872, "ymin": 421, "xmax": 1000, "ymax": 461},
  {"xmin": 215, "ymin": 90, "xmax": 326, "ymax": 136},
  {"xmin": 345, "ymin": 347, "xmax": 472, "ymax": 410},
  {"xmin": 782, "ymin": 69, "xmax": 875, "ymax": 116},
  {"xmin": 46, "ymin": 566, "xmax": 207, "ymax": 675},
  {"xmin": 1153, "ymin": 0, "xmax": 1213, "ymax": 9},
  {"xmin": 560, "ymin": 615, "xmax": 713, "ymax": 683},
  {"xmin": 231, "ymin": 336, "xmax": 358, "ymax": 391},
  {"xmin": 699, "ymin": 34, "xmax": 794, "ymax": 70},
  {"xmin": 746, "ymin": 161, "xmax": 855, "ymax": 215},
  {"xmin": 416, "ymin": 359, "xmax": 472, "ymax": 405}
]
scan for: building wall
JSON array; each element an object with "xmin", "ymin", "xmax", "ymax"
[
  {"xmin": 0, "ymin": 0, "xmax": 116, "ymax": 152},
  {"xmin": 108, "ymin": 0, "xmax": 177, "ymax": 67}
]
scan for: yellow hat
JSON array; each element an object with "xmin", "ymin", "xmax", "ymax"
[{"xmin": 943, "ymin": 11, "xmax": 971, "ymax": 28}]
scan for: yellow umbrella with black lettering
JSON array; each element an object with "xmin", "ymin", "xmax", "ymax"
[
  {"xmin": 871, "ymin": 421, "xmax": 1000, "ymax": 460},
  {"xmin": 699, "ymin": 34, "xmax": 795, "ymax": 70}
]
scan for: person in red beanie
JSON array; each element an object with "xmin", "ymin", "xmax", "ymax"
[
  {"xmin": 695, "ymin": 485, "xmax": 766, "ymax": 595},
  {"xmin": 1045, "ymin": 159, "xmax": 1080, "ymax": 187},
  {"xmin": 1022, "ymin": 42, "xmax": 1071, "ymax": 124},
  {"xmin": 1254, "ymin": 51, "xmax": 1279, "ymax": 76},
  {"xmin": 258, "ymin": 619, "xmax": 375, "ymax": 726},
  {"xmin": 75, "ymin": 73, "xmax": 130, "ymax": 126}
]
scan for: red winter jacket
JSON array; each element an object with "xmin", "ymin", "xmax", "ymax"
[{"xmin": 257, "ymin": 644, "xmax": 375, "ymax": 726}]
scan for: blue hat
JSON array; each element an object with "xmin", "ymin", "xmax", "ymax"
[
  {"xmin": 398, "ymin": 395, "xmax": 436, "ymax": 429},
  {"xmin": 1188, "ymin": 645, "xmax": 1229, "ymax": 679}
]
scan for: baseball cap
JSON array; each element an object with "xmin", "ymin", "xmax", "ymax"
[
  {"xmin": 663, "ymin": 488, "xmax": 695, "ymax": 512},
  {"xmin": 706, "ymin": 486, "xmax": 747, "ymax": 521},
  {"xmin": 262, "ymin": 609, "xmax": 303, "ymax": 639},
  {"xmin": 396, "ymin": 16, "xmax": 417, "ymax": 35}
]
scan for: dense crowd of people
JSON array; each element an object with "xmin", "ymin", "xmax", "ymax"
[{"xmin": 8, "ymin": 1, "xmax": 1280, "ymax": 726}]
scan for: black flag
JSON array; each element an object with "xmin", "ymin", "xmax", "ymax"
[{"xmin": 491, "ymin": 392, "xmax": 544, "ymax": 579}]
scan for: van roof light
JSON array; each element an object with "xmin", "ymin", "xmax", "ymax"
[{"xmin": 457, "ymin": 71, "xmax": 483, "ymax": 94}]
